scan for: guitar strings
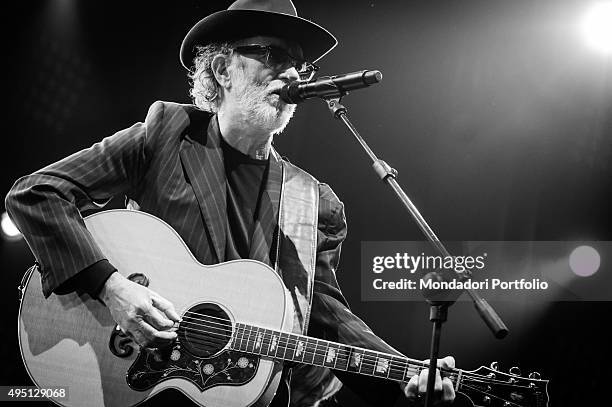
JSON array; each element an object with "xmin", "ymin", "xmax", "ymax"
[
  {"xmin": 179, "ymin": 312, "xmax": 518, "ymax": 387},
  {"xmin": 179, "ymin": 311, "xmax": 435, "ymax": 375},
  {"xmin": 164, "ymin": 312, "xmax": 537, "ymax": 395},
  {"xmin": 182, "ymin": 315, "xmax": 537, "ymax": 396},
  {"xmin": 179, "ymin": 312, "xmax": 509, "ymax": 384},
  {"xmin": 149, "ymin": 311, "xmax": 536, "ymax": 405},
  {"xmin": 179, "ymin": 313, "xmax": 421, "ymax": 375},
  {"xmin": 176, "ymin": 315, "xmax": 426, "ymax": 380},
  {"xmin": 174, "ymin": 312, "xmax": 456, "ymax": 382},
  {"xmin": 180, "ymin": 312, "xmax": 527, "ymax": 386},
  {"xmin": 174, "ymin": 311, "xmax": 537, "ymax": 387},
  {"xmin": 174, "ymin": 318, "xmax": 529, "ymax": 389}
]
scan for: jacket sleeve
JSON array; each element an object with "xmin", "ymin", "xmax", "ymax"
[
  {"xmin": 5, "ymin": 101, "xmax": 166, "ymax": 298},
  {"xmin": 307, "ymin": 183, "xmax": 403, "ymax": 406}
]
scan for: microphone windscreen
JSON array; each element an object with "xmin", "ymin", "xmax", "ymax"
[{"xmin": 363, "ymin": 70, "xmax": 383, "ymax": 85}]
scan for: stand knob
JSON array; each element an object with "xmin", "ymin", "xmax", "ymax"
[
  {"xmin": 509, "ymin": 366, "xmax": 521, "ymax": 376},
  {"xmin": 482, "ymin": 396, "xmax": 491, "ymax": 405}
]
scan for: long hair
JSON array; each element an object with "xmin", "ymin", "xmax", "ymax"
[{"xmin": 187, "ymin": 43, "xmax": 232, "ymax": 112}]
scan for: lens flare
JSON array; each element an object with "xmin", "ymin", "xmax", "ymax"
[
  {"xmin": 581, "ymin": 2, "xmax": 612, "ymax": 54},
  {"xmin": 569, "ymin": 245, "xmax": 600, "ymax": 277},
  {"xmin": 1, "ymin": 211, "xmax": 22, "ymax": 241}
]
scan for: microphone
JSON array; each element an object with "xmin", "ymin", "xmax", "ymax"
[{"xmin": 278, "ymin": 70, "xmax": 383, "ymax": 104}]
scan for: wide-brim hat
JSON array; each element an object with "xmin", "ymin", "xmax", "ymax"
[{"xmin": 180, "ymin": 0, "xmax": 337, "ymax": 70}]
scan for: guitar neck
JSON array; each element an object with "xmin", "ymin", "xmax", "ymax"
[{"xmin": 230, "ymin": 323, "xmax": 462, "ymax": 388}]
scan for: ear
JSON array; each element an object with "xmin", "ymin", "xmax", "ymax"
[{"xmin": 211, "ymin": 53, "xmax": 232, "ymax": 90}]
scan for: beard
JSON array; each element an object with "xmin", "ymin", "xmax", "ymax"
[{"xmin": 229, "ymin": 67, "xmax": 297, "ymax": 135}]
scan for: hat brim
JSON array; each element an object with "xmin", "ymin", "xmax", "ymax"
[{"xmin": 180, "ymin": 10, "xmax": 337, "ymax": 70}]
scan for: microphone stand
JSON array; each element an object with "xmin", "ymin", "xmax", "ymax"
[{"xmin": 323, "ymin": 96, "xmax": 508, "ymax": 407}]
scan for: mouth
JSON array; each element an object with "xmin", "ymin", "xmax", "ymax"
[
  {"xmin": 266, "ymin": 88, "xmax": 285, "ymax": 107},
  {"xmin": 266, "ymin": 82, "xmax": 294, "ymax": 108},
  {"xmin": 267, "ymin": 94, "xmax": 283, "ymax": 109}
]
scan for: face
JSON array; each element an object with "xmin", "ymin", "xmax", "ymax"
[{"xmin": 224, "ymin": 36, "xmax": 301, "ymax": 135}]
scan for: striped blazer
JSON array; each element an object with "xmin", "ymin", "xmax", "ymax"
[{"xmin": 6, "ymin": 101, "xmax": 403, "ymax": 405}]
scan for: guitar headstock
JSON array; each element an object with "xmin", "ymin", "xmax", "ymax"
[{"xmin": 457, "ymin": 362, "xmax": 549, "ymax": 407}]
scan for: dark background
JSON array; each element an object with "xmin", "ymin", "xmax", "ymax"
[{"xmin": 2, "ymin": 1, "xmax": 611, "ymax": 406}]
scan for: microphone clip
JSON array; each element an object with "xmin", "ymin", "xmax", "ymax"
[{"xmin": 325, "ymin": 97, "xmax": 347, "ymax": 118}]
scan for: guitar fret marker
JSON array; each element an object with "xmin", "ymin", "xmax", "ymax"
[
  {"xmin": 255, "ymin": 332, "xmax": 263, "ymax": 350},
  {"xmin": 406, "ymin": 367, "xmax": 419, "ymax": 378},
  {"xmin": 351, "ymin": 352, "xmax": 362, "ymax": 368},
  {"xmin": 376, "ymin": 358, "xmax": 389, "ymax": 374},
  {"xmin": 270, "ymin": 335, "xmax": 278, "ymax": 352},
  {"xmin": 264, "ymin": 330, "xmax": 273, "ymax": 355},
  {"xmin": 296, "ymin": 341, "xmax": 304, "ymax": 358},
  {"xmin": 278, "ymin": 333, "xmax": 287, "ymax": 358},
  {"xmin": 325, "ymin": 347, "xmax": 336, "ymax": 364}
]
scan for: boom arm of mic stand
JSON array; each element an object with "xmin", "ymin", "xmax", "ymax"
[
  {"xmin": 324, "ymin": 97, "xmax": 508, "ymax": 337},
  {"xmin": 325, "ymin": 97, "xmax": 508, "ymax": 407}
]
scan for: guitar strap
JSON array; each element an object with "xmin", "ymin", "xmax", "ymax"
[{"xmin": 273, "ymin": 150, "xmax": 319, "ymax": 336}]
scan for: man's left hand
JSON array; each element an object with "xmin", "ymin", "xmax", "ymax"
[{"xmin": 402, "ymin": 356, "xmax": 455, "ymax": 405}]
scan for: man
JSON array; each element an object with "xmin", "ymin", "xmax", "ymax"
[{"xmin": 6, "ymin": 0, "xmax": 455, "ymax": 405}]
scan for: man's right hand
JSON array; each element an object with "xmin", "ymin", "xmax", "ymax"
[{"xmin": 99, "ymin": 272, "xmax": 181, "ymax": 348}]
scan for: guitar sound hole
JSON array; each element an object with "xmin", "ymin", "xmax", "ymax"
[{"xmin": 178, "ymin": 303, "xmax": 232, "ymax": 358}]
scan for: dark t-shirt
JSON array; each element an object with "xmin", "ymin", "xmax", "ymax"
[{"xmin": 221, "ymin": 138, "xmax": 268, "ymax": 261}]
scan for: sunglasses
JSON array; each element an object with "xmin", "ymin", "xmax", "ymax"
[{"xmin": 233, "ymin": 44, "xmax": 319, "ymax": 81}]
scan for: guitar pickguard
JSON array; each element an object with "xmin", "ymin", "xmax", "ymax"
[{"xmin": 127, "ymin": 346, "xmax": 260, "ymax": 392}]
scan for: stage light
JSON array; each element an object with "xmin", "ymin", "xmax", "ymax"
[
  {"xmin": 569, "ymin": 245, "xmax": 600, "ymax": 277},
  {"xmin": 1, "ymin": 211, "xmax": 22, "ymax": 242},
  {"xmin": 581, "ymin": 2, "xmax": 612, "ymax": 54}
]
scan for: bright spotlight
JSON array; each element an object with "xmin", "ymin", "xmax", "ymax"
[
  {"xmin": 569, "ymin": 245, "xmax": 600, "ymax": 277},
  {"xmin": 1, "ymin": 211, "xmax": 22, "ymax": 241},
  {"xmin": 581, "ymin": 2, "xmax": 612, "ymax": 54}
]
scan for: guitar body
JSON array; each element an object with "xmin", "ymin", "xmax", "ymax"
[
  {"xmin": 18, "ymin": 210, "xmax": 294, "ymax": 407},
  {"xmin": 18, "ymin": 210, "xmax": 551, "ymax": 407}
]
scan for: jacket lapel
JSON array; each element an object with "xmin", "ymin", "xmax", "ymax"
[
  {"xmin": 179, "ymin": 114, "xmax": 227, "ymax": 263},
  {"xmin": 249, "ymin": 149, "xmax": 283, "ymax": 266}
]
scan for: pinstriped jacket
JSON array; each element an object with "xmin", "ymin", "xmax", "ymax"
[{"xmin": 6, "ymin": 101, "xmax": 402, "ymax": 404}]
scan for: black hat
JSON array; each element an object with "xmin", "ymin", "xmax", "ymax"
[{"xmin": 180, "ymin": 0, "xmax": 337, "ymax": 70}]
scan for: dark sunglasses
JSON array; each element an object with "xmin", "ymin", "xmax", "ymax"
[{"xmin": 233, "ymin": 44, "xmax": 319, "ymax": 81}]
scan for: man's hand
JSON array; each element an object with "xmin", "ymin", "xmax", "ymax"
[
  {"xmin": 402, "ymin": 356, "xmax": 456, "ymax": 405},
  {"xmin": 100, "ymin": 273, "xmax": 181, "ymax": 348}
]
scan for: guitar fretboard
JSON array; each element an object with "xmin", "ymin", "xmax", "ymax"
[{"xmin": 230, "ymin": 323, "xmax": 460, "ymax": 386}]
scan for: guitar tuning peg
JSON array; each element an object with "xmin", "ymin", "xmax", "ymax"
[
  {"xmin": 490, "ymin": 361, "xmax": 499, "ymax": 371},
  {"xmin": 509, "ymin": 366, "xmax": 521, "ymax": 376},
  {"xmin": 529, "ymin": 371, "xmax": 541, "ymax": 380}
]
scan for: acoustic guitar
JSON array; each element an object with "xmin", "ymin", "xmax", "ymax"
[{"xmin": 17, "ymin": 210, "xmax": 549, "ymax": 406}]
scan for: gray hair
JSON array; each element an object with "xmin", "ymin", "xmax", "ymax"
[{"xmin": 187, "ymin": 43, "xmax": 233, "ymax": 112}]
